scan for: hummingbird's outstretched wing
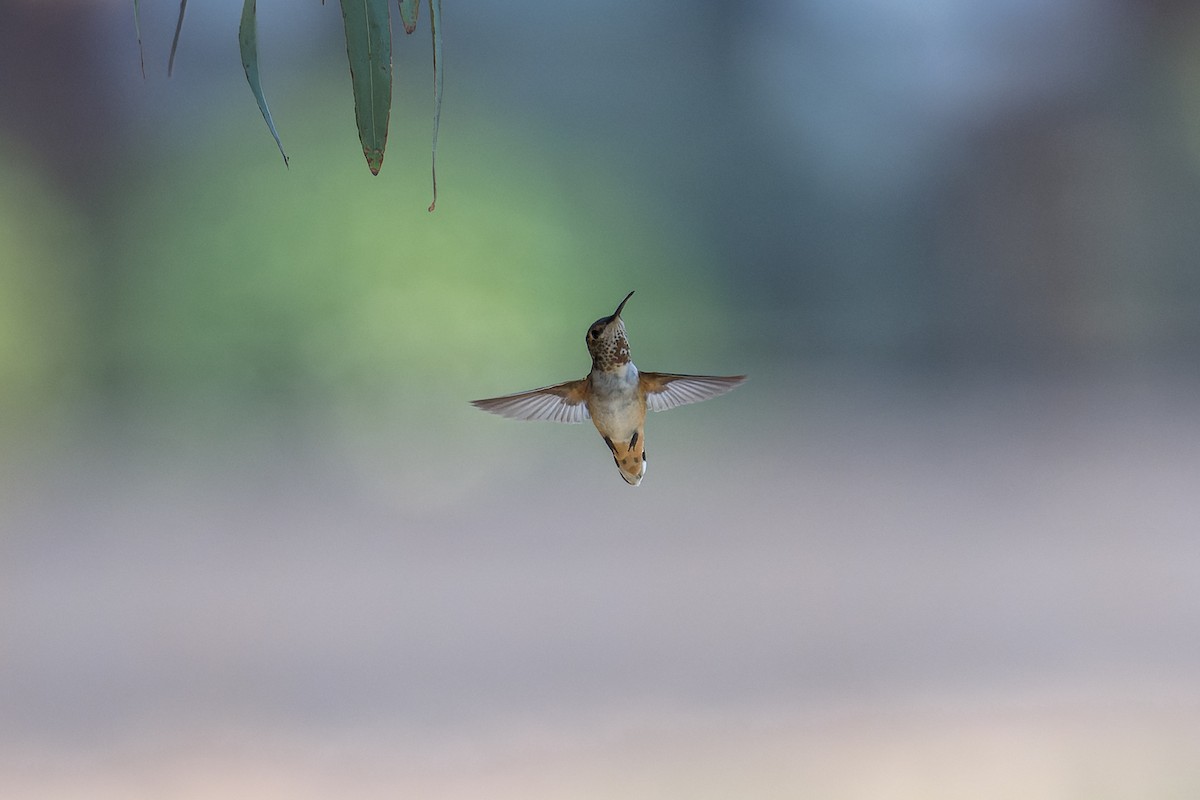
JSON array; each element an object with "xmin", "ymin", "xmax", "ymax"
[
  {"xmin": 470, "ymin": 379, "xmax": 590, "ymax": 423},
  {"xmin": 641, "ymin": 373, "xmax": 746, "ymax": 412}
]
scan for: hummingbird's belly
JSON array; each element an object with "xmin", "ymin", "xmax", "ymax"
[
  {"xmin": 589, "ymin": 394, "xmax": 643, "ymax": 437},
  {"xmin": 588, "ymin": 366, "xmax": 643, "ymax": 439}
]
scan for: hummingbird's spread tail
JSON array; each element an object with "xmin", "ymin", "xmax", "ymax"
[{"xmin": 603, "ymin": 430, "xmax": 646, "ymax": 486}]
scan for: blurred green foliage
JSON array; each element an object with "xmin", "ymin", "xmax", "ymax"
[
  {"xmin": 0, "ymin": 143, "xmax": 88, "ymax": 441},
  {"xmin": 0, "ymin": 78, "xmax": 736, "ymax": 444}
]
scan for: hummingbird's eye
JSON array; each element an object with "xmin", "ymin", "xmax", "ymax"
[{"xmin": 588, "ymin": 328, "xmax": 600, "ymax": 339}]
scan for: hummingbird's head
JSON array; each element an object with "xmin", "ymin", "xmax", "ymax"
[{"xmin": 585, "ymin": 290, "xmax": 634, "ymax": 369}]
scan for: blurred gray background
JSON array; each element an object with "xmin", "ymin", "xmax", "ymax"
[{"xmin": 2, "ymin": 0, "xmax": 1200, "ymax": 797}]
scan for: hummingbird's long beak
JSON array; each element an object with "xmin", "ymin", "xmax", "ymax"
[{"xmin": 612, "ymin": 290, "xmax": 634, "ymax": 320}]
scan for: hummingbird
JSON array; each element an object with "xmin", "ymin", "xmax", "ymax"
[{"xmin": 471, "ymin": 291, "xmax": 746, "ymax": 486}]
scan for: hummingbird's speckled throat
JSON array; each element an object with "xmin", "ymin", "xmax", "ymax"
[
  {"xmin": 471, "ymin": 291, "xmax": 746, "ymax": 486},
  {"xmin": 585, "ymin": 290, "xmax": 634, "ymax": 371}
]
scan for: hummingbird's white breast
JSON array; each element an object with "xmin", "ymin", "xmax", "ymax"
[{"xmin": 587, "ymin": 361, "xmax": 642, "ymax": 437}]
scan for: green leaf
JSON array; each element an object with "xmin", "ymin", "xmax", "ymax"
[
  {"xmin": 133, "ymin": 0, "xmax": 146, "ymax": 78},
  {"xmin": 397, "ymin": 0, "xmax": 419, "ymax": 35},
  {"xmin": 239, "ymin": 0, "xmax": 289, "ymax": 167},
  {"xmin": 427, "ymin": 0, "xmax": 442, "ymax": 211},
  {"xmin": 168, "ymin": 0, "xmax": 188, "ymax": 76},
  {"xmin": 339, "ymin": 0, "xmax": 392, "ymax": 175}
]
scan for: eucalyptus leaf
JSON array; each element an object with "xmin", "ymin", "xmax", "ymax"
[
  {"xmin": 340, "ymin": 0, "xmax": 392, "ymax": 175},
  {"xmin": 397, "ymin": 0, "xmax": 419, "ymax": 35},
  {"xmin": 168, "ymin": 0, "xmax": 188, "ymax": 76},
  {"xmin": 239, "ymin": 0, "xmax": 289, "ymax": 167},
  {"xmin": 427, "ymin": 0, "xmax": 442, "ymax": 211},
  {"xmin": 133, "ymin": 0, "xmax": 146, "ymax": 77}
]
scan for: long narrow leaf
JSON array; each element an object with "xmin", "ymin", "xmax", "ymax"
[
  {"xmin": 239, "ymin": 0, "xmax": 289, "ymax": 167},
  {"xmin": 397, "ymin": 0, "xmax": 419, "ymax": 34},
  {"xmin": 133, "ymin": 0, "xmax": 146, "ymax": 77},
  {"xmin": 427, "ymin": 0, "xmax": 442, "ymax": 211},
  {"xmin": 168, "ymin": 0, "xmax": 188, "ymax": 76},
  {"xmin": 340, "ymin": 0, "xmax": 392, "ymax": 175}
]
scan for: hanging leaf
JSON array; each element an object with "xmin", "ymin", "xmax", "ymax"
[
  {"xmin": 133, "ymin": 0, "xmax": 446, "ymax": 203},
  {"xmin": 397, "ymin": 0, "xmax": 419, "ymax": 35},
  {"xmin": 398, "ymin": 0, "xmax": 441, "ymax": 209},
  {"xmin": 168, "ymin": 0, "xmax": 188, "ymax": 76},
  {"xmin": 339, "ymin": 0, "xmax": 392, "ymax": 175},
  {"xmin": 239, "ymin": 0, "xmax": 289, "ymax": 167},
  {"xmin": 427, "ymin": 0, "xmax": 442, "ymax": 211},
  {"xmin": 133, "ymin": 0, "xmax": 146, "ymax": 78}
]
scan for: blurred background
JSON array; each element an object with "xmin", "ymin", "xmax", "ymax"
[{"xmin": 3, "ymin": 0, "xmax": 1200, "ymax": 797}]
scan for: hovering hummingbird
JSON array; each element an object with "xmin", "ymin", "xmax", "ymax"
[{"xmin": 471, "ymin": 291, "xmax": 746, "ymax": 486}]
